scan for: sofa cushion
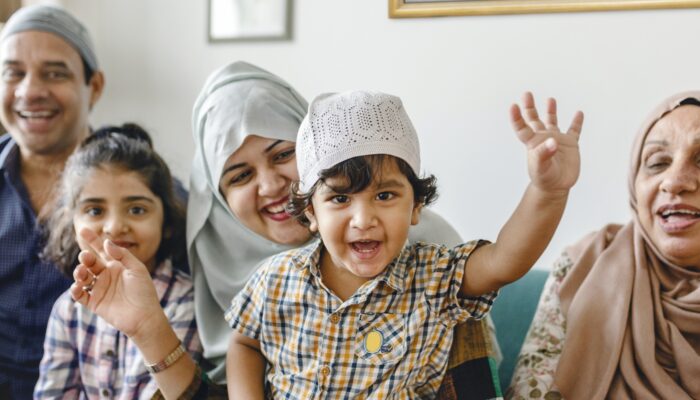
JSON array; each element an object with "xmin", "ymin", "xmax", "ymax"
[{"xmin": 490, "ymin": 269, "xmax": 548, "ymax": 388}]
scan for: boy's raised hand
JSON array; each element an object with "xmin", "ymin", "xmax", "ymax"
[
  {"xmin": 511, "ymin": 92, "xmax": 584, "ymax": 195},
  {"xmin": 70, "ymin": 228, "xmax": 161, "ymax": 338}
]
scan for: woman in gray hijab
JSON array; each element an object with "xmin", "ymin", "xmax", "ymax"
[
  {"xmin": 70, "ymin": 61, "xmax": 502, "ymax": 399},
  {"xmin": 187, "ymin": 61, "xmax": 312, "ymax": 382}
]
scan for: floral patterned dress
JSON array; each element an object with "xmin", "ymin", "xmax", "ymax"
[{"xmin": 506, "ymin": 253, "xmax": 575, "ymax": 400}]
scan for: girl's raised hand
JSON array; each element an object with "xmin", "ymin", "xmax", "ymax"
[
  {"xmin": 70, "ymin": 228, "xmax": 162, "ymax": 338},
  {"xmin": 511, "ymin": 92, "xmax": 584, "ymax": 195}
]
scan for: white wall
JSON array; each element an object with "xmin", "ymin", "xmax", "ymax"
[{"xmin": 56, "ymin": 0, "xmax": 700, "ymax": 269}]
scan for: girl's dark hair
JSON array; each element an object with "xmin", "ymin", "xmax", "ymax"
[
  {"xmin": 41, "ymin": 123, "xmax": 186, "ymax": 277},
  {"xmin": 287, "ymin": 154, "xmax": 437, "ymax": 226}
]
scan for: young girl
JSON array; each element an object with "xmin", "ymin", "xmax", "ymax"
[
  {"xmin": 224, "ymin": 90, "xmax": 583, "ymax": 398},
  {"xmin": 35, "ymin": 124, "xmax": 201, "ymax": 399}
]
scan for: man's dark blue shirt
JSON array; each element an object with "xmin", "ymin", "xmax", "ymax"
[{"xmin": 0, "ymin": 134, "xmax": 73, "ymax": 399}]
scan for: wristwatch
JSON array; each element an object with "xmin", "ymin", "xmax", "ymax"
[{"xmin": 144, "ymin": 342, "xmax": 187, "ymax": 374}]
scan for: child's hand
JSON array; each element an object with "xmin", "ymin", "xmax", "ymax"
[
  {"xmin": 70, "ymin": 228, "xmax": 162, "ymax": 339},
  {"xmin": 511, "ymin": 92, "xmax": 584, "ymax": 196}
]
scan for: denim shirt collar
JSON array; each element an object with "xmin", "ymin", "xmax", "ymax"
[
  {"xmin": 0, "ymin": 135, "xmax": 18, "ymax": 173},
  {"xmin": 0, "ymin": 136, "xmax": 21, "ymax": 184}
]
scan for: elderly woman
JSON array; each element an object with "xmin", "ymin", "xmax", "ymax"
[
  {"xmin": 508, "ymin": 91, "xmax": 700, "ymax": 400},
  {"xmin": 71, "ymin": 61, "xmax": 502, "ymax": 399}
]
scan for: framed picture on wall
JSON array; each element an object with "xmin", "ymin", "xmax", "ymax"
[
  {"xmin": 208, "ymin": 0, "xmax": 292, "ymax": 42},
  {"xmin": 389, "ymin": 0, "xmax": 700, "ymax": 17}
]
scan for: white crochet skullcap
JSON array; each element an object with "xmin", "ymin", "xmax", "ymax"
[{"xmin": 297, "ymin": 90, "xmax": 421, "ymax": 192}]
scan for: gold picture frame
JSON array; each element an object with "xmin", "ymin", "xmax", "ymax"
[{"xmin": 389, "ymin": 0, "xmax": 700, "ymax": 17}]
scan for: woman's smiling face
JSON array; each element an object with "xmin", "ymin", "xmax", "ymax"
[
  {"xmin": 218, "ymin": 135, "xmax": 311, "ymax": 245},
  {"xmin": 635, "ymin": 105, "xmax": 700, "ymax": 267}
]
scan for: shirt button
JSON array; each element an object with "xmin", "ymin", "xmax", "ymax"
[
  {"xmin": 101, "ymin": 389, "xmax": 110, "ymax": 397},
  {"xmin": 321, "ymin": 365, "xmax": 331, "ymax": 376},
  {"xmin": 329, "ymin": 314, "xmax": 340, "ymax": 324},
  {"xmin": 105, "ymin": 350, "xmax": 115, "ymax": 357}
]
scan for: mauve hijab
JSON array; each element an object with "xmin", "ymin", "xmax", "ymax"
[{"xmin": 555, "ymin": 91, "xmax": 700, "ymax": 399}]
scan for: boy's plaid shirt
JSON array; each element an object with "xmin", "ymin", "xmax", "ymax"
[
  {"xmin": 226, "ymin": 239, "xmax": 497, "ymax": 399},
  {"xmin": 34, "ymin": 260, "xmax": 202, "ymax": 399}
]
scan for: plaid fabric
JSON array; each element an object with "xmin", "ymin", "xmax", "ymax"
[
  {"xmin": 438, "ymin": 357, "xmax": 503, "ymax": 400},
  {"xmin": 0, "ymin": 135, "xmax": 73, "ymax": 399},
  {"xmin": 226, "ymin": 239, "xmax": 497, "ymax": 399},
  {"xmin": 435, "ymin": 319, "xmax": 504, "ymax": 399},
  {"xmin": 448, "ymin": 319, "xmax": 492, "ymax": 369},
  {"xmin": 35, "ymin": 260, "xmax": 202, "ymax": 399}
]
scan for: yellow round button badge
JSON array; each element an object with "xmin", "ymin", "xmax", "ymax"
[{"xmin": 364, "ymin": 330, "xmax": 383, "ymax": 354}]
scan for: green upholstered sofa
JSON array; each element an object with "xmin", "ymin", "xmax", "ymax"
[{"xmin": 490, "ymin": 269, "xmax": 549, "ymax": 389}]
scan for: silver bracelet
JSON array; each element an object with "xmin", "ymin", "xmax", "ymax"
[{"xmin": 144, "ymin": 342, "xmax": 186, "ymax": 374}]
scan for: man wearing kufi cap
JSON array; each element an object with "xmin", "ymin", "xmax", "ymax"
[{"xmin": 0, "ymin": 5, "xmax": 104, "ymax": 398}]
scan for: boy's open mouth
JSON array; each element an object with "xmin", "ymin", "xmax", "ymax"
[{"xmin": 350, "ymin": 240, "xmax": 380, "ymax": 253}]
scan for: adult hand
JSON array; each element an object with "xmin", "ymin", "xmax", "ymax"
[
  {"xmin": 511, "ymin": 92, "xmax": 584, "ymax": 196},
  {"xmin": 70, "ymin": 228, "xmax": 162, "ymax": 338}
]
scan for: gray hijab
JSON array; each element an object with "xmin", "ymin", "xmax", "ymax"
[
  {"xmin": 188, "ymin": 61, "xmax": 463, "ymax": 382},
  {"xmin": 187, "ymin": 61, "xmax": 307, "ymax": 381}
]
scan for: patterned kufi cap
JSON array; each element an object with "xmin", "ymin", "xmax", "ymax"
[{"xmin": 297, "ymin": 90, "xmax": 421, "ymax": 192}]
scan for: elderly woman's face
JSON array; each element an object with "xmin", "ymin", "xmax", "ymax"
[
  {"xmin": 635, "ymin": 105, "xmax": 700, "ymax": 267},
  {"xmin": 219, "ymin": 135, "xmax": 311, "ymax": 245}
]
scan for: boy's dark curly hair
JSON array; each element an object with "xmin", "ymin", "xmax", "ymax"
[{"xmin": 287, "ymin": 154, "xmax": 437, "ymax": 227}]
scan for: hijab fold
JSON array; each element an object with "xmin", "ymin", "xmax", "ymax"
[
  {"xmin": 187, "ymin": 62, "xmax": 308, "ymax": 382},
  {"xmin": 554, "ymin": 91, "xmax": 700, "ymax": 399}
]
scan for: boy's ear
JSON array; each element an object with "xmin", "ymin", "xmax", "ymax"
[
  {"xmin": 305, "ymin": 206, "xmax": 318, "ymax": 232},
  {"xmin": 411, "ymin": 203, "xmax": 423, "ymax": 225}
]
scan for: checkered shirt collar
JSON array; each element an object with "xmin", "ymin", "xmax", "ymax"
[{"xmin": 298, "ymin": 238, "xmax": 412, "ymax": 294}]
